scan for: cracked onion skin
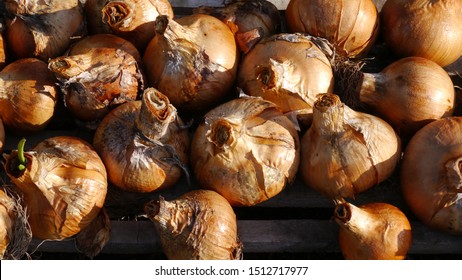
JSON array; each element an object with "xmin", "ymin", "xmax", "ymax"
[
  {"xmin": 334, "ymin": 202, "xmax": 412, "ymax": 260},
  {"xmin": 145, "ymin": 189, "xmax": 242, "ymax": 260},
  {"xmin": 190, "ymin": 97, "xmax": 300, "ymax": 207},
  {"xmin": 3, "ymin": 136, "xmax": 108, "ymax": 240},
  {"xmin": 93, "ymin": 87, "xmax": 190, "ymax": 193},
  {"xmin": 300, "ymin": 94, "xmax": 401, "ymax": 200},
  {"xmin": 401, "ymin": 117, "xmax": 462, "ymax": 234}
]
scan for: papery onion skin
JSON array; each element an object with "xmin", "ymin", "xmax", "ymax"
[
  {"xmin": 0, "ymin": 189, "xmax": 15, "ymax": 259},
  {"xmin": 145, "ymin": 190, "xmax": 242, "ymax": 260},
  {"xmin": 93, "ymin": 88, "xmax": 190, "ymax": 193},
  {"xmin": 300, "ymin": 94, "xmax": 401, "ymax": 200},
  {"xmin": 401, "ymin": 117, "xmax": 462, "ymax": 234},
  {"xmin": 191, "ymin": 97, "xmax": 300, "ymax": 207},
  {"xmin": 0, "ymin": 58, "xmax": 58, "ymax": 134},
  {"xmin": 285, "ymin": 0, "xmax": 380, "ymax": 58},
  {"xmin": 3, "ymin": 136, "xmax": 108, "ymax": 240},
  {"xmin": 335, "ymin": 202, "xmax": 412, "ymax": 260},
  {"xmin": 237, "ymin": 33, "xmax": 334, "ymax": 126},
  {"xmin": 143, "ymin": 14, "xmax": 238, "ymax": 115},
  {"xmin": 48, "ymin": 34, "xmax": 145, "ymax": 122},
  {"xmin": 194, "ymin": 0, "xmax": 281, "ymax": 54},
  {"xmin": 358, "ymin": 56, "xmax": 455, "ymax": 139},
  {"xmin": 381, "ymin": 0, "xmax": 462, "ymax": 67},
  {"xmin": 4, "ymin": 0, "xmax": 86, "ymax": 61}
]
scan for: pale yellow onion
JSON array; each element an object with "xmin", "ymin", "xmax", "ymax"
[
  {"xmin": 401, "ymin": 116, "xmax": 462, "ymax": 234},
  {"xmin": 381, "ymin": 0, "xmax": 462, "ymax": 67},
  {"xmin": 191, "ymin": 97, "xmax": 300, "ymax": 207},
  {"xmin": 93, "ymin": 87, "xmax": 190, "ymax": 193},
  {"xmin": 285, "ymin": 0, "xmax": 380, "ymax": 58},
  {"xmin": 300, "ymin": 93, "xmax": 401, "ymax": 200},
  {"xmin": 237, "ymin": 33, "xmax": 334, "ymax": 127},
  {"xmin": 0, "ymin": 58, "xmax": 58, "ymax": 134},
  {"xmin": 145, "ymin": 189, "xmax": 242, "ymax": 260},
  {"xmin": 3, "ymin": 136, "xmax": 108, "ymax": 240},
  {"xmin": 143, "ymin": 14, "xmax": 238, "ymax": 115},
  {"xmin": 334, "ymin": 201, "xmax": 412, "ymax": 260}
]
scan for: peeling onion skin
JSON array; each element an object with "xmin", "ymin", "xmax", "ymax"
[
  {"xmin": 190, "ymin": 97, "xmax": 300, "ymax": 207},
  {"xmin": 48, "ymin": 34, "xmax": 145, "ymax": 122},
  {"xmin": 4, "ymin": 0, "xmax": 86, "ymax": 61},
  {"xmin": 145, "ymin": 190, "xmax": 242, "ymax": 260},
  {"xmin": 335, "ymin": 202, "xmax": 412, "ymax": 260},
  {"xmin": 0, "ymin": 58, "xmax": 58, "ymax": 135},
  {"xmin": 237, "ymin": 33, "xmax": 334, "ymax": 127},
  {"xmin": 381, "ymin": 0, "xmax": 462, "ymax": 67},
  {"xmin": 143, "ymin": 14, "xmax": 238, "ymax": 115},
  {"xmin": 300, "ymin": 94, "xmax": 401, "ymax": 200},
  {"xmin": 93, "ymin": 88, "xmax": 190, "ymax": 193},
  {"xmin": 194, "ymin": 0, "xmax": 281, "ymax": 54},
  {"xmin": 3, "ymin": 136, "xmax": 108, "ymax": 240},
  {"xmin": 401, "ymin": 117, "xmax": 462, "ymax": 234},
  {"xmin": 285, "ymin": 0, "xmax": 380, "ymax": 58}
]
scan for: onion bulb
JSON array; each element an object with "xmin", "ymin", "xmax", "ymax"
[
  {"xmin": 4, "ymin": 0, "xmax": 86, "ymax": 61},
  {"xmin": 334, "ymin": 201, "xmax": 412, "ymax": 260},
  {"xmin": 300, "ymin": 93, "xmax": 401, "ymax": 200},
  {"xmin": 237, "ymin": 33, "xmax": 334, "ymax": 126},
  {"xmin": 0, "ymin": 23, "xmax": 5, "ymax": 70},
  {"xmin": 48, "ymin": 34, "xmax": 145, "ymax": 122},
  {"xmin": 401, "ymin": 116, "xmax": 462, "ymax": 234},
  {"xmin": 3, "ymin": 136, "xmax": 108, "ymax": 240},
  {"xmin": 345, "ymin": 56, "xmax": 455, "ymax": 139},
  {"xmin": 194, "ymin": 0, "xmax": 281, "ymax": 54},
  {"xmin": 144, "ymin": 190, "xmax": 242, "ymax": 260},
  {"xmin": 93, "ymin": 87, "xmax": 190, "ymax": 193},
  {"xmin": 84, "ymin": 0, "xmax": 174, "ymax": 52},
  {"xmin": 0, "ymin": 58, "xmax": 58, "ymax": 134},
  {"xmin": 285, "ymin": 0, "xmax": 380, "ymax": 58},
  {"xmin": 190, "ymin": 97, "xmax": 300, "ymax": 207},
  {"xmin": 143, "ymin": 14, "xmax": 238, "ymax": 115},
  {"xmin": 381, "ymin": 0, "xmax": 462, "ymax": 67}
]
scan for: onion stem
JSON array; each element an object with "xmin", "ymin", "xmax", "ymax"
[{"xmin": 17, "ymin": 138, "xmax": 27, "ymax": 171}]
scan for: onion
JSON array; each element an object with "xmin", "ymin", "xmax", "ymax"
[
  {"xmin": 48, "ymin": 34, "xmax": 145, "ymax": 123},
  {"xmin": 190, "ymin": 97, "xmax": 300, "ymax": 207},
  {"xmin": 143, "ymin": 14, "xmax": 238, "ymax": 115},
  {"xmin": 2, "ymin": 136, "xmax": 108, "ymax": 240},
  {"xmin": 84, "ymin": 0, "xmax": 174, "ymax": 52},
  {"xmin": 194, "ymin": 0, "xmax": 281, "ymax": 54},
  {"xmin": 345, "ymin": 56, "xmax": 455, "ymax": 139},
  {"xmin": 300, "ymin": 93, "xmax": 401, "ymax": 200},
  {"xmin": 334, "ymin": 201, "xmax": 412, "ymax": 260},
  {"xmin": 285, "ymin": 0, "xmax": 380, "ymax": 58},
  {"xmin": 0, "ymin": 22, "xmax": 5, "ymax": 70},
  {"xmin": 144, "ymin": 189, "xmax": 242, "ymax": 260},
  {"xmin": 0, "ymin": 119, "xmax": 4, "ymax": 153},
  {"xmin": 237, "ymin": 33, "xmax": 334, "ymax": 127},
  {"xmin": 93, "ymin": 87, "xmax": 190, "ymax": 193},
  {"xmin": 401, "ymin": 116, "xmax": 462, "ymax": 234},
  {"xmin": 0, "ymin": 58, "xmax": 58, "ymax": 135},
  {"xmin": 381, "ymin": 0, "xmax": 462, "ymax": 67},
  {"xmin": 4, "ymin": 0, "xmax": 86, "ymax": 61}
]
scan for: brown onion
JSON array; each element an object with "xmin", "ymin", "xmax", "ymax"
[
  {"xmin": 191, "ymin": 97, "xmax": 300, "ymax": 207},
  {"xmin": 144, "ymin": 189, "xmax": 242, "ymax": 260},
  {"xmin": 3, "ymin": 136, "xmax": 108, "ymax": 240},
  {"xmin": 401, "ymin": 116, "xmax": 462, "ymax": 234},
  {"xmin": 237, "ymin": 33, "xmax": 334, "ymax": 126},
  {"xmin": 334, "ymin": 201, "xmax": 412, "ymax": 260},
  {"xmin": 352, "ymin": 56, "xmax": 455, "ymax": 139},
  {"xmin": 93, "ymin": 87, "xmax": 190, "ymax": 193},
  {"xmin": 4, "ymin": 0, "xmax": 85, "ymax": 61},
  {"xmin": 381, "ymin": 0, "xmax": 462, "ymax": 67},
  {"xmin": 0, "ymin": 22, "xmax": 5, "ymax": 70},
  {"xmin": 0, "ymin": 58, "xmax": 58, "ymax": 134},
  {"xmin": 143, "ymin": 14, "xmax": 238, "ymax": 115},
  {"xmin": 194, "ymin": 0, "xmax": 281, "ymax": 54},
  {"xmin": 48, "ymin": 34, "xmax": 145, "ymax": 122},
  {"xmin": 300, "ymin": 94, "xmax": 401, "ymax": 200},
  {"xmin": 285, "ymin": 0, "xmax": 380, "ymax": 58}
]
